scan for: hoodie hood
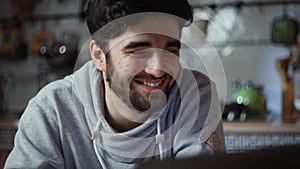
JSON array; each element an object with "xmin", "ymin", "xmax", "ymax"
[{"xmin": 72, "ymin": 60, "xmax": 221, "ymax": 161}]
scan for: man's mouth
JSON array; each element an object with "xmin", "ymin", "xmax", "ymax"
[
  {"xmin": 133, "ymin": 78, "xmax": 165, "ymax": 91},
  {"xmin": 143, "ymin": 81, "xmax": 162, "ymax": 87}
]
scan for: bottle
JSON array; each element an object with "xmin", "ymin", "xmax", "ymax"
[
  {"xmin": 10, "ymin": 16, "xmax": 26, "ymax": 59},
  {"xmin": 0, "ymin": 78, "xmax": 3, "ymax": 114},
  {"xmin": 0, "ymin": 21, "xmax": 10, "ymax": 57},
  {"xmin": 294, "ymin": 68, "xmax": 300, "ymax": 113},
  {"xmin": 292, "ymin": 34, "xmax": 300, "ymax": 113}
]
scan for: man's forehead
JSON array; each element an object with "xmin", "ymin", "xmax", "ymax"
[
  {"xmin": 130, "ymin": 15, "xmax": 180, "ymax": 36},
  {"xmin": 108, "ymin": 15, "xmax": 181, "ymax": 49},
  {"xmin": 109, "ymin": 33, "xmax": 180, "ymax": 50}
]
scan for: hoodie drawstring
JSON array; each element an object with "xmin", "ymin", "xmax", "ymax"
[
  {"xmin": 91, "ymin": 118, "xmax": 108, "ymax": 169},
  {"xmin": 156, "ymin": 118, "xmax": 165, "ymax": 161}
]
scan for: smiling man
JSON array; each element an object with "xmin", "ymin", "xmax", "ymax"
[
  {"xmin": 5, "ymin": 0, "xmax": 226, "ymax": 169},
  {"xmin": 94, "ymin": 15, "xmax": 183, "ymax": 131}
]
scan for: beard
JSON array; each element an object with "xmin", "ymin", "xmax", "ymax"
[{"xmin": 105, "ymin": 57, "xmax": 173, "ymax": 112}]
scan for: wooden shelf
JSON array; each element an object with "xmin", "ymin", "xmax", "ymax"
[
  {"xmin": 0, "ymin": 119, "xmax": 19, "ymax": 128},
  {"xmin": 223, "ymin": 121, "xmax": 300, "ymax": 152},
  {"xmin": 224, "ymin": 121, "xmax": 300, "ymax": 133}
]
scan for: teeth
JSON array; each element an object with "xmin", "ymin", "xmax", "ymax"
[{"xmin": 143, "ymin": 81, "xmax": 162, "ymax": 87}]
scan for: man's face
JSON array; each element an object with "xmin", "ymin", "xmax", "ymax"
[{"xmin": 103, "ymin": 16, "xmax": 181, "ymax": 112}]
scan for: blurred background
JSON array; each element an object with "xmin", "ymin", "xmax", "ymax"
[
  {"xmin": 0, "ymin": 0, "xmax": 89, "ymax": 117},
  {"xmin": 0, "ymin": 0, "xmax": 300, "ymax": 168}
]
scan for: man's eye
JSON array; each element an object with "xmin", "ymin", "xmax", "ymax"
[
  {"xmin": 129, "ymin": 50, "xmax": 151, "ymax": 57},
  {"xmin": 168, "ymin": 50, "xmax": 179, "ymax": 54},
  {"xmin": 162, "ymin": 49, "xmax": 179, "ymax": 56}
]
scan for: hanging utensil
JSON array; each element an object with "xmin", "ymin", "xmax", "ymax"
[{"xmin": 271, "ymin": 3, "xmax": 299, "ymax": 44}]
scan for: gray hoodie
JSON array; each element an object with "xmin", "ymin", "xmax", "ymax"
[{"xmin": 5, "ymin": 61, "xmax": 225, "ymax": 169}]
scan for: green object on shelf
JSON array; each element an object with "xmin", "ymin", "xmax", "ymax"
[
  {"xmin": 271, "ymin": 16, "xmax": 299, "ymax": 44},
  {"xmin": 271, "ymin": 3, "xmax": 299, "ymax": 45},
  {"xmin": 232, "ymin": 88, "xmax": 267, "ymax": 116}
]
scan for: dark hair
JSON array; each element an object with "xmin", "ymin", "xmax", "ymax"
[{"xmin": 86, "ymin": 0, "xmax": 193, "ymax": 38}]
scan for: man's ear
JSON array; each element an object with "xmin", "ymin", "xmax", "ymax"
[{"xmin": 90, "ymin": 39, "xmax": 106, "ymax": 72}]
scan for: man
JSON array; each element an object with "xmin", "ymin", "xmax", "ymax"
[{"xmin": 5, "ymin": 0, "xmax": 226, "ymax": 168}]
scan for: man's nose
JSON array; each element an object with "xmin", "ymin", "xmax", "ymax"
[{"xmin": 144, "ymin": 51, "xmax": 166, "ymax": 77}]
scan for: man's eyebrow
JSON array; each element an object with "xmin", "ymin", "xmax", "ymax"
[
  {"xmin": 166, "ymin": 41, "xmax": 181, "ymax": 49},
  {"xmin": 123, "ymin": 41, "xmax": 151, "ymax": 50}
]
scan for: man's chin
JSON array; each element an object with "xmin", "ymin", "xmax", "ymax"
[{"xmin": 111, "ymin": 89, "xmax": 167, "ymax": 123}]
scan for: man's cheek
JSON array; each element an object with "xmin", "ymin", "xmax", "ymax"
[
  {"xmin": 167, "ymin": 62, "xmax": 180, "ymax": 78},
  {"xmin": 121, "ymin": 64, "xmax": 145, "ymax": 77}
]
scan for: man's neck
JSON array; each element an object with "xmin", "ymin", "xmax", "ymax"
[
  {"xmin": 104, "ymin": 105, "xmax": 141, "ymax": 132},
  {"xmin": 104, "ymin": 84, "xmax": 144, "ymax": 133}
]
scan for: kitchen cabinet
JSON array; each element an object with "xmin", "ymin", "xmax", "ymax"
[{"xmin": 0, "ymin": 119, "xmax": 18, "ymax": 149}]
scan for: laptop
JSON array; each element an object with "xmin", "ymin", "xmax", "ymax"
[{"xmin": 137, "ymin": 146, "xmax": 300, "ymax": 169}]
